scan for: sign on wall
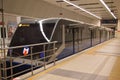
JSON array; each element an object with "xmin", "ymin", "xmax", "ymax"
[{"xmin": 7, "ymin": 21, "xmax": 17, "ymax": 39}]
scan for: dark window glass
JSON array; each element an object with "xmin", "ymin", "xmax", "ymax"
[
  {"xmin": 10, "ymin": 23, "xmax": 46, "ymax": 46},
  {"xmin": 43, "ymin": 23, "xmax": 55, "ymax": 39}
]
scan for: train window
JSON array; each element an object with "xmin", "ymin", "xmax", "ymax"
[
  {"xmin": 10, "ymin": 23, "xmax": 46, "ymax": 46},
  {"xmin": 41, "ymin": 19, "xmax": 59, "ymax": 40},
  {"xmin": 42, "ymin": 23, "xmax": 55, "ymax": 39}
]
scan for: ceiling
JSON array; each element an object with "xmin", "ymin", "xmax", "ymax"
[{"xmin": 43, "ymin": 0, "xmax": 120, "ymax": 20}]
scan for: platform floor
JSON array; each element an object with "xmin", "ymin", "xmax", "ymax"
[{"xmin": 26, "ymin": 38, "xmax": 120, "ymax": 80}]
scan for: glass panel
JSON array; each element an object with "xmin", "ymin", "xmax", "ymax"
[
  {"xmin": 42, "ymin": 19, "xmax": 59, "ymax": 39},
  {"xmin": 10, "ymin": 23, "xmax": 46, "ymax": 46}
]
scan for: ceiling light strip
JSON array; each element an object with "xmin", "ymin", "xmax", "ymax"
[
  {"xmin": 63, "ymin": 0, "xmax": 101, "ymax": 19},
  {"xmin": 99, "ymin": 0, "xmax": 117, "ymax": 19}
]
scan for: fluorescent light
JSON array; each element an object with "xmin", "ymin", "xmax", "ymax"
[
  {"xmin": 63, "ymin": 0, "xmax": 101, "ymax": 19},
  {"xmin": 99, "ymin": 0, "xmax": 117, "ymax": 19}
]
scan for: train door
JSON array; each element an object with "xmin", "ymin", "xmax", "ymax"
[
  {"xmin": 61, "ymin": 25, "xmax": 84, "ymax": 57},
  {"xmin": 66, "ymin": 27, "xmax": 75, "ymax": 54},
  {"xmin": 109, "ymin": 31, "xmax": 111, "ymax": 39},
  {"xmin": 95, "ymin": 28, "xmax": 100, "ymax": 45},
  {"xmin": 66, "ymin": 26, "xmax": 83, "ymax": 54},
  {"xmin": 103, "ymin": 30, "xmax": 106, "ymax": 41},
  {"xmin": 99, "ymin": 29, "xmax": 102, "ymax": 43},
  {"xmin": 72, "ymin": 27, "xmax": 82, "ymax": 53},
  {"xmin": 101, "ymin": 30, "xmax": 104, "ymax": 42},
  {"xmin": 92, "ymin": 28, "xmax": 99, "ymax": 46},
  {"xmin": 82, "ymin": 26, "xmax": 91, "ymax": 49},
  {"xmin": 105, "ymin": 30, "xmax": 108, "ymax": 41},
  {"xmin": 79, "ymin": 27, "xmax": 83, "ymax": 51},
  {"xmin": 64, "ymin": 27, "xmax": 74, "ymax": 55},
  {"xmin": 108, "ymin": 31, "xmax": 110, "ymax": 39},
  {"xmin": 89, "ymin": 27, "xmax": 94, "ymax": 47},
  {"xmin": 92, "ymin": 29, "xmax": 96, "ymax": 46}
]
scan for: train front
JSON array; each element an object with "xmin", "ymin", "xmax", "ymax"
[{"xmin": 7, "ymin": 19, "xmax": 59, "ymax": 60}]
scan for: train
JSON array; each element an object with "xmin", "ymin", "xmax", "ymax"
[{"xmin": 7, "ymin": 18, "xmax": 114, "ymax": 62}]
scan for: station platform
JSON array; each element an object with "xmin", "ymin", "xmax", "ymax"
[{"xmin": 26, "ymin": 38, "xmax": 120, "ymax": 80}]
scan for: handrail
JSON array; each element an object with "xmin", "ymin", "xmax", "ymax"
[
  {"xmin": 0, "ymin": 41, "xmax": 57, "ymax": 49},
  {"xmin": 0, "ymin": 41, "xmax": 58, "ymax": 80}
]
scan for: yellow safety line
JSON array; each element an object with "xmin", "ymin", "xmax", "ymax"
[
  {"xmin": 27, "ymin": 39, "xmax": 115, "ymax": 80},
  {"xmin": 109, "ymin": 56, "xmax": 120, "ymax": 80},
  {"xmin": 85, "ymin": 39, "xmax": 114, "ymax": 55}
]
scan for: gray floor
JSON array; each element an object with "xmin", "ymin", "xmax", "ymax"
[{"xmin": 27, "ymin": 39, "xmax": 120, "ymax": 80}]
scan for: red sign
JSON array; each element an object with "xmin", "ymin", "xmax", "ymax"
[{"xmin": 23, "ymin": 47, "xmax": 29, "ymax": 56}]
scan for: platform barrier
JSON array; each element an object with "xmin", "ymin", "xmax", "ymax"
[{"xmin": 0, "ymin": 41, "xmax": 57, "ymax": 80}]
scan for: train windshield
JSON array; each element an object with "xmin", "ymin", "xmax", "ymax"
[
  {"xmin": 9, "ymin": 23, "xmax": 46, "ymax": 46},
  {"xmin": 39, "ymin": 19, "xmax": 59, "ymax": 42}
]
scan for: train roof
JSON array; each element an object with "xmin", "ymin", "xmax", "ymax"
[
  {"xmin": 19, "ymin": 18, "xmax": 113, "ymax": 31},
  {"xmin": 20, "ymin": 18, "xmax": 91, "ymax": 25}
]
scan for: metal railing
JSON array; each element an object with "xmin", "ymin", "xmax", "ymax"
[{"xmin": 0, "ymin": 41, "xmax": 57, "ymax": 80}]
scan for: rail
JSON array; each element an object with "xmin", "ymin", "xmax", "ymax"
[{"xmin": 0, "ymin": 41, "xmax": 58, "ymax": 80}]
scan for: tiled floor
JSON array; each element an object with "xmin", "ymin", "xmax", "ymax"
[{"xmin": 27, "ymin": 38, "xmax": 120, "ymax": 80}]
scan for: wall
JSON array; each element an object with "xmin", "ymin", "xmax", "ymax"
[
  {"xmin": 0, "ymin": 13, "xmax": 17, "ymax": 25},
  {"xmin": 115, "ymin": 20, "xmax": 120, "ymax": 38},
  {"xmin": 91, "ymin": 19, "xmax": 101, "ymax": 26},
  {"xmin": 0, "ymin": 13, "xmax": 18, "ymax": 44}
]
